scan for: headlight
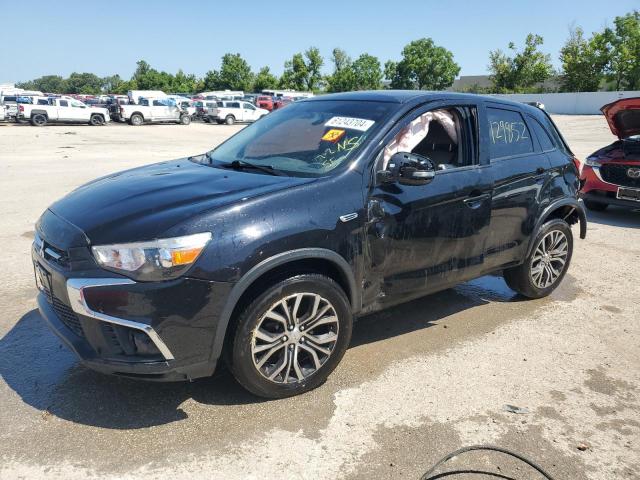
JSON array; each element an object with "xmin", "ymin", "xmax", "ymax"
[
  {"xmin": 584, "ymin": 158, "xmax": 602, "ymax": 167},
  {"xmin": 92, "ymin": 232, "xmax": 212, "ymax": 281}
]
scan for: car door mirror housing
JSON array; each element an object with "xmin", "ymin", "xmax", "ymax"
[{"xmin": 380, "ymin": 152, "xmax": 435, "ymax": 186}]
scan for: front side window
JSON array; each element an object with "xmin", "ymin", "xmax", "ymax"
[
  {"xmin": 487, "ymin": 107, "xmax": 533, "ymax": 159},
  {"xmin": 204, "ymin": 100, "xmax": 394, "ymax": 177},
  {"xmin": 382, "ymin": 107, "xmax": 475, "ymax": 171},
  {"xmin": 71, "ymin": 100, "xmax": 84, "ymax": 108},
  {"xmin": 244, "ymin": 103, "xmax": 256, "ymax": 110}
]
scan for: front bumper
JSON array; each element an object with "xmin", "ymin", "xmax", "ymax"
[
  {"xmin": 580, "ymin": 164, "xmax": 640, "ymax": 209},
  {"xmin": 33, "ymin": 246, "xmax": 233, "ymax": 381}
]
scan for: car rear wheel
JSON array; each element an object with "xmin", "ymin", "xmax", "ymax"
[
  {"xmin": 225, "ymin": 115, "xmax": 235, "ymax": 125},
  {"xmin": 584, "ymin": 200, "xmax": 608, "ymax": 212},
  {"xmin": 31, "ymin": 114, "xmax": 47, "ymax": 126},
  {"xmin": 229, "ymin": 274, "xmax": 352, "ymax": 399},
  {"xmin": 503, "ymin": 219, "xmax": 573, "ymax": 299},
  {"xmin": 89, "ymin": 114, "xmax": 104, "ymax": 126},
  {"xmin": 129, "ymin": 113, "xmax": 143, "ymax": 126}
]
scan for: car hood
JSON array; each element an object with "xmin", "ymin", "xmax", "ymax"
[
  {"xmin": 49, "ymin": 158, "xmax": 314, "ymax": 245},
  {"xmin": 601, "ymin": 97, "xmax": 640, "ymax": 139}
]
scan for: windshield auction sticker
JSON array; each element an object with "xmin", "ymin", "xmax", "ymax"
[
  {"xmin": 322, "ymin": 129, "xmax": 346, "ymax": 143},
  {"xmin": 325, "ymin": 116, "xmax": 375, "ymax": 132}
]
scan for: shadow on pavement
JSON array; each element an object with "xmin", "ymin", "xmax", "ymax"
[
  {"xmin": 0, "ymin": 275, "xmax": 521, "ymax": 430},
  {"xmin": 586, "ymin": 205, "xmax": 640, "ymax": 229}
]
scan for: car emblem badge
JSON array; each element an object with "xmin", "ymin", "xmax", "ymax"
[{"xmin": 627, "ymin": 168, "xmax": 640, "ymax": 179}]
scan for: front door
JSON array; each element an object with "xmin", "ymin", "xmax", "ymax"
[
  {"xmin": 243, "ymin": 102, "xmax": 257, "ymax": 121},
  {"xmin": 364, "ymin": 102, "xmax": 492, "ymax": 309},
  {"xmin": 68, "ymin": 99, "xmax": 90, "ymax": 121}
]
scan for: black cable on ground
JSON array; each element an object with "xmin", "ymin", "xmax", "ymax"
[{"xmin": 420, "ymin": 445, "xmax": 557, "ymax": 480}]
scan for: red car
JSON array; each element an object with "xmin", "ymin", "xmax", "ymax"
[
  {"xmin": 256, "ymin": 95, "xmax": 274, "ymax": 111},
  {"xmin": 273, "ymin": 96, "xmax": 293, "ymax": 110},
  {"xmin": 580, "ymin": 98, "xmax": 640, "ymax": 211}
]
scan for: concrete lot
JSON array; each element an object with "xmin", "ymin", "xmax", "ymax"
[{"xmin": 0, "ymin": 117, "xmax": 638, "ymax": 479}]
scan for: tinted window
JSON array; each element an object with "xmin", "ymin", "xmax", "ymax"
[
  {"xmin": 59, "ymin": 100, "xmax": 68, "ymax": 107},
  {"xmin": 205, "ymin": 100, "xmax": 394, "ymax": 177},
  {"xmin": 529, "ymin": 118, "xmax": 555, "ymax": 152},
  {"xmin": 487, "ymin": 107, "xmax": 533, "ymax": 159}
]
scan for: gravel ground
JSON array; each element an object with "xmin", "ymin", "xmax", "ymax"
[{"xmin": 0, "ymin": 116, "xmax": 638, "ymax": 479}]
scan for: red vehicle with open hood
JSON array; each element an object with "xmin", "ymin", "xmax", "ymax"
[{"xmin": 580, "ymin": 98, "xmax": 640, "ymax": 211}]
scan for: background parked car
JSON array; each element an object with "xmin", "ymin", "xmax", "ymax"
[
  {"xmin": 273, "ymin": 96, "xmax": 293, "ymax": 110},
  {"xmin": 19, "ymin": 97, "xmax": 110, "ymax": 126},
  {"xmin": 207, "ymin": 100, "xmax": 268, "ymax": 125},
  {"xmin": 256, "ymin": 95, "xmax": 274, "ymax": 111},
  {"xmin": 116, "ymin": 96, "xmax": 192, "ymax": 125},
  {"xmin": 580, "ymin": 97, "xmax": 640, "ymax": 211}
]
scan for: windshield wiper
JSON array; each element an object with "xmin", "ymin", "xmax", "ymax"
[{"xmin": 220, "ymin": 159, "xmax": 281, "ymax": 176}]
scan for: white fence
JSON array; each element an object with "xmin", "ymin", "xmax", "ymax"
[{"xmin": 493, "ymin": 91, "xmax": 640, "ymax": 115}]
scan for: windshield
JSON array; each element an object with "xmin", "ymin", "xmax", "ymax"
[{"xmin": 205, "ymin": 100, "xmax": 394, "ymax": 177}]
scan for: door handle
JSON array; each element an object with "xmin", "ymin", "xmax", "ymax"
[{"xmin": 463, "ymin": 193, "xmax": 490, "ymax": 209}]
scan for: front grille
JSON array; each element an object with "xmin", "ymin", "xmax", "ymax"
[
  {"xmin": 34, "ymin": 232, "xmax": 70, "ymax": 268},
  {"xmin": 600, "ymin": 164, "xmax": 640, "ymax": 188},
  {"xmin": 51, "ymin": 294, "xmax": 85, "ymax": 338}
]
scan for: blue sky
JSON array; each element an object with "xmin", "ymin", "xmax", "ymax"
[{"xmin": 1, "ymin": 0, "xmax": 639, "ymax": 82}]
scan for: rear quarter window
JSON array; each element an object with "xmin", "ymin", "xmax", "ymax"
[
  {"xmin": 528, "ymin": 117, "xmax": 555, "ymax": 152},
  {"xmin": 487, "ymin": 107, "xmax": 533, "ymax": 159}
]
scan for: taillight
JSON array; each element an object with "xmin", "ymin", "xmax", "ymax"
[
  {"xmin": 19, "ymin": 105, "xmax": 24, "ymax": 112},
  {"xmin": 120, "ymin": 107, "xmax": 124, "ymax": 114}
]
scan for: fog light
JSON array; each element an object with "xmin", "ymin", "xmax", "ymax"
[{"xmin": 131, "ymin": 331, "xmax": 161, "ymax": 356}]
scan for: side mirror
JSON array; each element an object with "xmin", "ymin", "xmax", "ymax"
[{"xmin": 377, "ymin": 152, "xmax": 435, "ymax": 186}]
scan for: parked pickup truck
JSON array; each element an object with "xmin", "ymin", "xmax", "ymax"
[
  {"xmin": 113, "ymin": 97, "xmax": 192, "ymax": 126},
  {"xmin": 19, "ymin": 97, "xmax": 110, "ymax": 126},
  {"xmin": 207, "ymin": 100, "xmax": 268, "ymax": 125}
]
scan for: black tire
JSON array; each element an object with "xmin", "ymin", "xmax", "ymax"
[
  {"xmin": 89, "ymin": 114, "xmax": 104, "ymax": 126},
  {"xmin": 503, "ymin": 218, "xmax": 573, "ymax": 299},
  {"xmin": 30, "ymin": 113, "xmax": 47, "ymax": 127},
  {"xmin": 229, "ymin": 274, "xmax": 352, "ymax": 399},
  {"xmin": 225, "ymin": 115, "xmax": 235, "ymax": 125},
  {"xmin": 584, "ymin": 200, "xmax": 608, "ymax": 212},
  {"xmin": 179, "ymin": 114, "xmax": 191, "ymax": 125},
  {"xmin": 216, "ymin": 119, "xmax": 224, "ymax": 125},
  {"xmin": 129, "ymin": 113, "xmax": 143, "ymax": 126}
]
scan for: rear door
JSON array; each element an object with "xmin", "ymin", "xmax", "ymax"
[
  {"xmin": 56, "ymin": 99, "xmax": 72, "ymax": 120},
  {"xmin": 483, "ymin": 103, "xmax": 553, "ymax": 269}
]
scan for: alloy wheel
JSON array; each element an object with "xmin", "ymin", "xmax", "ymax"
[
  {"xmin": 530, "ymin": 230, "xmax": 569, "ymax": 289},
  {"xmin": 251, "ymin": 293, "xmax": 339, "ymax": 384}
]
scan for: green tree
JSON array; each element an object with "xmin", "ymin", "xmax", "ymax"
[
  {"xmin": 217, "ymin": 53, "xmax": 254, "ymax": 91},
  {"xmin": 304, "ymin": 47, "xmax": 324, "ymax": 91},
  {"xmin": 280, "ymin": 47, "xmax": 324, "ymax": 91},
  {"xmin": 16, "ymin": 75, "xmax": 67, "ymax": 93},
  {"xmin": 280, "ymin": 53, "xmax": 309, "ymax": 90},
  {"xmin": 385, "ymin": 38, "xmax": 460, "ymax": 90},
  {"xmin": 605, "ymin": 11, "xmax": 640, "ymax": 90},
  {"xmin": 559, "ymin": 27, "xmax": 609, "ymax": 92},
  {"xmin": 326, "ymin": 48, "xmax": 355, "ymax": 92},
  {"xmin": 65, "ymin": 72, "xmax": 104, "ymax": 94},
  {"xmin": 489, "ymin": 34, "xmax": 554, "ymax": 93},
  {"xmin": 351, "ymin": 53, "xmax": 382, "ymax": 90},
  {"xmin": 202, "ymin": 69, "xmax": 222, "ymax": 90},
  {"xmin": 253, "ymin": 66, "xmax": 278, "ymax": 92}
]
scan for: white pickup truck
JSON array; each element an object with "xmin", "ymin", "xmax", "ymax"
[
  {"xmin": 114, "ymin": 97, "xmax": 192, "ymax": 126},
  {"xmin": 19, "ymin": 97, "xmax": 110, "ymax": 126},
  {"xmin": 207, "ymin": 101, "xmax": 269, "ymax": 125}
]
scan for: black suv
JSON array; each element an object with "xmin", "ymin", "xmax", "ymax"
[{"xmin": 33, "ymin": 91, "xmax": 586, "ymax": 398}]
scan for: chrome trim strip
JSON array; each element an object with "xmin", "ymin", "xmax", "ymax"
[
  {"xmin": 44, "ymin": 247, "xmax": 61, "ymax": 260},
  {"xmin": 339, "ymin": 212, "xmax": 358, "ymax": 223},
  {"xmin": 66, "ymin": 278, "xmax": 175, "ymax": 360}
]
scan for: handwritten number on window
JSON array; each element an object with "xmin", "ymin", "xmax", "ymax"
[{"xmin": 489, "ymin": 121, "xmax": 529, "ymax": 144}]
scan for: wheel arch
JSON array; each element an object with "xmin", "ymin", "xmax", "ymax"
[
  {"xmin": 527, "ymin": 198, "xmax": 586, "ymax": 257},
  {"xmin": 30, "ymin": 110, "xmax": 48, "ymax": 118},
  {"xmin": 210, "ymin": 248, "xmax": 359, "ymax": 364}
]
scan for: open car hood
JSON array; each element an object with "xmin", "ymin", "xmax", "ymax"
[{"xmin": 601, "ymin": 97, "xmax": 640, "ymax": 139}]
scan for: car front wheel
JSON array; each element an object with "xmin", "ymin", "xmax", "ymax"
[
  {"xmin": 503, "ymin": 218, "xmax": 573, "ymax": 299},
  {"xmin": 225, "ymin": 115, "xmax": 235, "ymax": 125},
  {"xmin": 229, "ymin": 274, "xmax": 352, "ymax": 399}
]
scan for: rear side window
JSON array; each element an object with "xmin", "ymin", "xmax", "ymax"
[
  {"xmin": 59, "ymin": 100, "xmax": 68, "ymax": 107},
  {"xmin": 487, "ymin": 107, "xmax": 533, "ymax": 159},
  {"xmin": 529, "ymin": 118, "xmax": 555, "ymax": 152}
]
